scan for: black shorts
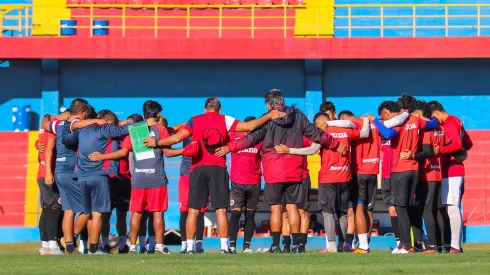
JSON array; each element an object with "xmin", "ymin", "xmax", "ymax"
[
  {"xmin": 37, "ymin": 178, "xmax": 61, "ymax": 209},
  {"xmin": 356, "ymin": 174, "xmax": 378, "ymax": 211},
  {"xmin": 348, "ymin": 179, "xmax": 358, "ymax": 209},
  {"xmin": 264, "ymin": 182, "xmax": 302, "ymax": 206},
  {"xmin": 417, "ymin": 181, "xmax": 442, "ymax": 210},
  {"xmin": 391, "ymin": 171, "xmax": 419, "ymax": 207},
  {"xmin": 189, "ymin": 165, "xmax": 229, "ymax": 210},
  {"xmin": 298, "ymin": 176, "xmax": 311, "ymax": 210},
  {"xmin": 230, "ymin": 182, "xmax": 260, "ymax": 211},
  {"xmin": 110, "ymin": 177, "xmax": 131, "ymax": 211},
  {"xmin": 318, "ymin": 182, "xmax": 349, "ymax": 214},
  {"xmin": 381, "ymin": 177, "xmax": 394, "ymax": 206}
]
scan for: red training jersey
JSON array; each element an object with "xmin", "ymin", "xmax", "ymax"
[
  {"xmin": 318, "ymin": 127, "xmax": 360, "ymax": 184},
  {"xmin": 303, "ymin": 137, "xmax": 312, "ymax": 178},
  {"xmin": 391, "ymin": 116, "xmax": 427, "ymax": 173},
  {"xmin": 116, "ymin": 135, "xmax": 131, "ymax": 180},
  {"xmin": 352, "ymin": 118, "xmax": 381, "ymax": 175},
  {"xmin": 229, "ymin": 132, "xmax": 262, "ymax": 184},
  {"xmin": 381, "ymin": 139, "xmax": 392, "ymax": 179},
  {"xmin": 440, "ymin": 115, "xmax": 473, "ymax": 178},
  {"xmin": 37, "ymin": 128, "xmax": 57, "ymax": 179},
  {"xmin": 420, "ymin": 126, "xmax": 444, "ymax": 182}
]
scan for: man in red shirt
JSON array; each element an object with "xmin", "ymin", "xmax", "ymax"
[
  {"xmin": 228, "ymin": 116, "xmax": 263, "ymax": 254},
  {"xmin": 144, "ymin": 97, "xmax": 284, "ymax": 254},
  {"xmin": 430, "ymin": 101, "xmax": 473, "ymax": 253},
  {"xmin": 276, "ymin": 112, "xmax": 369, "ymax": 253}
]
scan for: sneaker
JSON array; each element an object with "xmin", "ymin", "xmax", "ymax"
[
  {"xmin": 423, "ymin": 245, "xmax": 439, "ymax": 254},
  {"xmin": 186, "ymin": 250, "xmax": 195, "ymax": 255},
  {"xmin": 103, "ymin": 244, "xmax": 113, "ymax": 254},
  {"xmin": 299, "ymin": 244, "xmax": 306, "ymax": 253},
  {"xmin": 268, "ymin": 246, "xmax": 281, "ymax": 254},
  {"xmin": 353, "ymin": 247, "xmax": 370, "ymax": 254},
  {"xmin": 140, "ymin": 247, "xmax": 147, "ymax": 254},
  {"xmin": 291, "ymin": 245, "xmax": 303, "ymax": 254},
  {"xmin": 407, "ymin": 247, "xmax": 416, "ymax": 253},
  {"xmin": 450, "ymin": 247, "xmax": 462, "ymax": 254},
  {"xmin": 342, "ymin": 243, "xmax": 353, "ymax": 253},
  {"xmin": 39, "ymin": 247, "xmax": 52, "ymax": 256},
  {"xmin": 88, "ymin": 249, "xmax": 109, "ymax": 255},
  {"xmin": 396, "ymin": 248, "xmax": 411, "ymax": 254},
  {"xmin": 128, "ymin": 248, "xmax": 138, "ymax": 254},
  {"xmin": 413, "ymin": 242, "xmax": 424, "ymax": 252},
  {"xmin": 242, "ymin": 248, "xmax": 253, "ymax": 254},
  {"xmin": 196, "ymin": 248, "xmax": 205, "ymax": 254},
  {"xmin": 391, "ymin": 247, "xmax": 400, "ymax": 254},
  {"xmin": 49, "ymin": 247, "xmax": 65, "ymax": 255},
  {"xmin": 320, "ymin": 248, "xmax": 328, "ymax": 253},
  {"xmin": 220, "ymin": 249, "xmax": 232, "ymax": 254},
  {"xmin": 179, "ymin": 250, "xmax": 186, "ymax": 254},
  {"xmin": 154, "ymin": 247, "xmax": 171, "ymax": 254},
  {"xmin": 118, "ymin": 245, "xmax": 130, "ymax": 254},
  {"xmin": 282, "ymin": 245, "xmax": 291, "ymax": 253},
  {"xmin": 229, "ymin": 247, "xmax": 237, "ymax": 254}
]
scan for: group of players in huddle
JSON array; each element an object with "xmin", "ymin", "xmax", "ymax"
[{"xmin": 34, "ymin": 89, "xmax": 472, "ymax": 255}]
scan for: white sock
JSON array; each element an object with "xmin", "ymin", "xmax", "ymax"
[
  {"xmin": 79, "ymin": 240, "xmax": 87, "ymax": 253},
  {"xmin": 358, "ymin": 233, "xmax": 369, "ymax": 250},
  {"xmin": 102, "ymin": 236, "xmax": 109, "ymax": 246},
  {"xmin": 220, "ymin": 238, "xmax": 229, "ymax": 250},
  {"xmin": 119, "ymin": 236, "xmax": 127, "ymax": 250},
  {"xmin": 196, "ymin": 240, "xmax": 203, "ymax": 250},
  {"xmin": 448, "ymin": 205, "xmax": 463, "ymax": 249},
  {"xmin": 155, "ymin": 243, "xmax": 164, "ymax": 251},
  {"xmin": 42, "ymin": 241, "xmax": 49, "ymax": 248},
  {"xmin": 139, "ymin": 236, "xmax": 147, "ymax": 250},
  {"xmin": 130, "ymin": 245, "xmax": 137, "ymax": 251},
  {"xmin": 181, "ymin": 241, "xmax": 187, "ymax": 251},
  {"xmin": 396, "ymin": 240, "xmax": 400, "ymax": 247},
  {"xmin": 148, "ymin": 236, "xmax": 156, "ymax": 250},
  {"xmin": 325, "ymin": 236, "xmax": 328, "ymax": 247},
  {"xmin": 186, "ymin": 239, "xmax": 195, "ymax": 252},
  {"xmin": 48, "ymin": 240, "xmax": 58, "ymax": 249}
]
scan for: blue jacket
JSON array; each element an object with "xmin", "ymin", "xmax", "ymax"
[{"xmin": 62, "ymin": 122, "xmax": 129, "ymax": 180}]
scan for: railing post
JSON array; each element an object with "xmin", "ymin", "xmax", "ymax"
[
  {"xmin": 154, "ymin": 6, "xmax": 158, "ymax": 38},
  {"xmin": 122, "ymin": 6, "xmax": 126, "ymax": 38},
  {"xmin": 348, "ymin": 6, "xmax": 351, "ymax": 38},
  {"xmin": 24, "ymin": 7, "xmax": 28, "ymax": 36},
  {"xmin": 412, "ymin": 5, "xmax": 416, "ymax": 37},
  {"xmin": 380, "ymin": 6, "xmax": 384, "ymax": 38},
  {"xmin": 90, "ymin": 5, "xmax": 93, "ymax": 37},
  {"xmin": 283, "ymin": 6, "xmax": 287, "ymax": 38},
  {"xmin": 186, "ymin": 6, "xmax": 190, "ymax": 38},
  {"xmin": 445, "ymin": 5, "xmax": 448, "ymax": 37},
  {"xmin": 251, "ymin": 6, "xmax": 254, "ymax": 38},
  {"xmin": 478, "ymin": 5, "xmax": 481, "ymax": 37},
  {"xmin": 219, "ymin": 6, "xmax": 222, "ymax": 38},
  {"xmin": 18, "ymin": 8, "xmax": 22, "ymax": 37},
  {"xmin": 58, "ymin": 6, "xmax": 61, "ymax": 37}
]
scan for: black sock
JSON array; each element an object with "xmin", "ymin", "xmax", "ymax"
[
  {"xmin": 179, "ymin": 212, "xmax": 188, "ymax": 242},
  {"xmin": 39, "ymin": 209, "xmax": 48, "ymax": 242},
  {"xmin": 345, "ymin": 234, "xmax": 354, "ymax": 246},
  {"xmin": 196, "ymin": 213, "xmax": 205, "ymax": 241},
  {"xmin": 243, "ymin": 211, "xmax": 255, "ymax": 250},
  {"xmin": 409, "ymin": 206, "xmax": 424, "ymax": 243},
  {"xmin": 272, "ymin": 232, "xmax": 281, "ymax": 247},
  {"xmin": 66, "ymin": 242, "xmax": 75, "ymax": 253},
  {"xmin": 292, "ymin": 233, "xmax": 300, "ymax": 246},
  {"xmin": 228, "ymin": 210, "xmax": 241, "ymax": 247},
  {"xmin": 89, "ymin": 243, "xmax": 98, "ymax": 253},
  {"xmin": 438, "ymin": 207, "xmax": 451, "ymax": 247},
  {"xmin": 390, "ymin": 216, "xmax": 401, "ymax": 244},
  {"xmin": 80, "ymin": 226, "xmax": 88, "ymax": 241},
  {"xmin": 299, "ymin": 233, "xmax": 307, "ymax": 245},
  {"xmin": 282, "ymin": 235, "xmax": 291, "ymax": 247},
  {"xmin": 47, "ymin": 208, "xmax": 62, "ymax": 242}
]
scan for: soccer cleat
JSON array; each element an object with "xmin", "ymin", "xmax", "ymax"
[
  {"xmin": 118, "ymin": 245, "xmax": 130, "ymax": 254},
  {"xmin": 179, "ymin": 250, "xmax": 186, "ymax": 254},
  {"xmin": 128, "ymin": 248, "xmax": 138, "ymax": 254},
  {"xmin": 103, "ymin": 244, "xmax": 113, "ymax": 254},
  {"xmin": 353, "ymin": 247, "xmax": 370, "ymax": 254},
  {"xmin": 196, "ymin": 248, "xmax": 205, "ymax": 254},
  {"xmin": 154, "ymin": 247, "xmax": 171, "ymax": 255},
  {"xmin": 396, "ymin": 248, "xmax": 411, "ymax": 254},
  {"xmin": 407, "ymin": 248, "xmax": 416, "ymax": 253},
  {"xmin": 242, "ymin": 248, "xmax": 254, "ymax": 254},
  {"xmin": 186, "ymin": 250, "xmax": 195, "ymax": 255},
  {"xmin": 342, "ymin": 243, "xmax": 353, "ymax": 253},
  {"xmin": 268, "ymin": 246, "xmax": 282, "ymax": 254},
  {"xmin": 140, "ymin": 247, "xmax": 147, "ymax": 254},
  {"xmin": 423, "ymin": 245, "xmax": 439, "ymax": 254},
  {"xmin": 299, "ymin": 244, "xmax": 306, "ymax": 253},
  {"xmin": 39, "ymin": 247, "xmax": 52, "ymax": 256},
  {"xmin": 282, "ymin": 245, "xmax": 291, "ymax": 253},
  {"xmin": 88, "ymin": 249, "xmax": 109, "ymax": 255},
  {"xmin": 450, "ymin": 247, "xmax": 462, "ymax": 254},
  {"xmin": 49, "ymin": 247, "xmax": 65, "ymax": 255},
  {"xmin": 291, "ymin": 245, "xmax": 303, "ymax": 254},
  {"xmin": 229, "ymin": 247, "xmax": 237, "ymax": 254},
  {"xmin": 220, "ymin": 249, "xmax": 232, "ymax": 254},
  {"xmin": 320, "ymin": 247, "xmax": 338, "ymax": 253}
]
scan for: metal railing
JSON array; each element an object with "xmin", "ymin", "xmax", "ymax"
[{"xmin": 2, "ymin": 4, "xmax": 490, "ymax": 38}]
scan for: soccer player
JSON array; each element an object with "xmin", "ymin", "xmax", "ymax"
[
  {"xmin": 144, "ymin": 96, "xmax": 286, "ymax": 254},
  {"xmin": 319, "ymin": 101, "xmax": 337, "ymax": 120},
  {"xmin": 275, "ymin": 113, "xmax": 369, "ymax": 253},
  {"xmin": 228, "ymin": 116, "xmax": 263, "ymax": 254},
  {"xmin": 429, "ymin": 101, "xmax": 473, "ymax": 253},
  {"xmin": 399, "ymin": 100, "xmax": 446, "ymax": 253},
  {"xmin": 216, "ymin": 90, "xmax": 347, "ymax": 254},
  {"xmin": 36, "ymin": 110, "xmax": 70, "ymax": 255},
  {"xmin": 41, "ymin": 98, "xmax": 92, "ymax": 254},
  {"xmin": 62, "ymin": 111, "xmax": 132, "ymax": 254}
]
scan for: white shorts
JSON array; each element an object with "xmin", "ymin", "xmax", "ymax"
[{"xmin": 441, "ymin": 177, "xmax": 464, "ymax": 206}]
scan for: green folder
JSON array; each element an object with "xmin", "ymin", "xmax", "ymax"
[{"xmin": 128, "ymin": 122, "xmax": 155, "ymax": 161}]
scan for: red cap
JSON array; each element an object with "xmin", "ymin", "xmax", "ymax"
[{"xmin": 183, "ymin": 141, "xmax": 200, "ymax": 157}]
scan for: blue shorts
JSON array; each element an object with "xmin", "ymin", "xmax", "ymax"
[
  {"xmin": 79, "ymin": 177, "xmax": 111, "ymax": 213},
  {"xmin": 55, "ymin": 173, "xmax": 84, "ymax": 213}
]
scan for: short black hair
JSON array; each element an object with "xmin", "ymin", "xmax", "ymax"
[
  {"xmin": 101, "ymin": 111, "xmax": 119, "ymax": 125},
  {"xmin": 204, "ymin": 97, "xmax": 221, "ymax": 112},
  {"xmin": 264, "ymin": 89, "xmax": 285, "ymax": 109},
  {"xmin": 69, "ymin": 98, "xmax": 89, "ymax": 115},
  {"xmin": 319, "ymin": 101, "xmax": 336, "ymax": 113},
  {"xmin": 397, "ymin": 94, "xmax": 417, "ymax": 112},
  {"xmin": 313, "ymin": 112, "xmax": 329, "ymax": 122},
  {"xmin": 429, "ymin": 100, "xmax": 445, "ymax": 113},
  {"xmin": 143, "ymin": 100, "xmax": 162, "ymax": 120},
  {"xmin": 413, "ymin": 100, "xmax": 432, "ymax": 119},
  {"xmin": 97, "ymin": 109, "xmax": 111, "ymax": 119},
  {"xmin": 87, "ymin": 105, "xmax": 97, "ymax": 119},
  {"xmin": 338, "ymin": 110, "xmax": 354, "ymax": 118},
  {"xmin": 244, "ymin": 116, "xmax": 256, "ymax": 122},
  {"xmin": 378, "ymin": 100, "xmax": 400, "ymax": 116},
  {"xmin": 127, "ymin": 114, "xmax": 144, "ymax": 123}
]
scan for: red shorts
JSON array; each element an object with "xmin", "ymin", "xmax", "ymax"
[
  {"xmin": 130, "ymin": 186, "xmax": 168, "ymax": 213},
  {"xmin": 179, "ymin": 176, "xmax": 207, "ymax": 213}
]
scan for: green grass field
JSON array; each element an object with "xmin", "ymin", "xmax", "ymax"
[{"xmin": 1, "ymin": 243, "xmax": 490, "ymax": 275}]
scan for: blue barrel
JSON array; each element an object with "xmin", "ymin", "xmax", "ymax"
[
  {"xmin": 12, "ymin": 105, "xmax": 30, "ymax": 132},
  {"xmin": 93, "ymin": 20, "xmax": 109, "ymax": 36},
  {"xmin": 60, "ymin": 20, "xmax": 77, "ymax": 36}
]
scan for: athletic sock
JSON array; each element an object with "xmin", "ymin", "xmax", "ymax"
[
  {"xmin": 42, "ymin": 241, "xmax": 49, "ymax": 249},
  {"xmin": 186, "ymin": 239, "xmax": 195, "ymax": 252},
  {"xmin": 220, "ymin": 238, "xmax": 229, "ymax": 251},
  {"xmin": 66, "ymin": 242, "xmax": 75, "ymax": 253},
  {"xmin": 130, "ymin": 245, "xmax": 137, "ymax": 251},
  {"xmin": 155, "ymin": 244, "xmax": 164, "ymax": 251},
  {"xmin": 292, "ymin": 233, "xmax": 300, "ymax": 246},
  {"xmin": 89, "ymin": 243, "xmax": 98, "ymax": 253},
  {"xmin": 271, "ymin": 232, "xmax": 281, "ymax": 247},
  {"xmin": 358, "ymin": 233, "xmax": 369, "ymax": 250},
  {"xmin": 119, "ymin": 236, "xmax": 127, "ymax": 250},
  {"xmin": 244, "ymin": 210, "xmax": 255, "ymax": 249},
  {"xmin": 339, "ymin": 214, "xmax": 348, "ymax": 242},
  {"xmin": 48, "ymin": 240, "xmax": 58, "ymax": 249},
  {"xmin": 447, "ymin": 205, "xmax": 463, "ymax": 249},
  {"xmin": 229, "ymin": 210, "xmax": 241, "ymax": 248},
  {"xmin": 390, "ymin": 216, "xmax": 401, "ymax": 247},
  {"xmin": 196, "ymin": 240, "xmax": 203, "ymax": 251},
  {"xmin": 179, "ymin": 212, "xmax": 188, "ymax": 243},
  {"xmin": 282, "ymin": 235, "xmax": 291, "ymax": 247},
  {"xmin": 139, "ymin": 236, "xmax": 147, "ymax": 250},
  {"xmin": 302, "ymin": 233, "xmax": 308, "ymax": 245},
  {"xmin": 196, "ymin": 213, "xmax": 205, "ymax": 242},
  {"xmin": 80, "ymin": 240, "xmax": 88, "ymax": 253},
  {"xmin": 101, "ymin": 236, "xmax": 109, "ymax": 247},
  {"xmin": 322, "ymin": 212, "xmax": 336, "ymax": 242},
  {"xmin": 345, "ymin": 234, "xmax": 354, "ymax": 247},
  {"xmin": 148, "ymin": 236, "xmax": 156, "ymax": 250},
  {"xmin": 181, "ymin": 241, "xmax": 187, "ymax": 251}
]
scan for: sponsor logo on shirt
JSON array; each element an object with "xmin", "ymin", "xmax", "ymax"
[
  {"xmin": 330, "ymin": 132, "xmax": 348, "ymax": 138},
  {"xmin": 149, "ymin": 132, "xmax": 155, "ymax": 137},
  {"xmin": 59, "ymin": 121, "xmax": 65, "ymax": 126},
  {"xmin": 56, "ymin": 157, "xmax": 66, "ymax": 162},
  {"xmin": 382, "ymin": 140, "xmax": 391, "ymax": 146},
  {"xmin": 40, "ymin": 161, "xmax": 46, "ymax": 166},
  {"xmin": 430, "ymin": 165, "xmax": 441, "ymax": 170},
  {"xmin": 434, "ymin": 131, "xmax": 444, "ymax": 136},
  {"xmin": 405, "ymin": 123, "xmax": 417, "ymax": 131},
  {"xmin": 135, "ymin": 168, "xmax": 156, "ymax": 174},
  {"xmin": 39, "ymin": 129, "xmax": 45, "ymax": 134},
  {"xmin": 238, "ymin": 148, "xmax": 258, "ymax": 154},
  {"xmin": 329, "ymin": 165, "xmax": 349, "ymax": 171},
  {"xmin": 363, "ymin": 158, "xmax": 380, "ymax": 163}
]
